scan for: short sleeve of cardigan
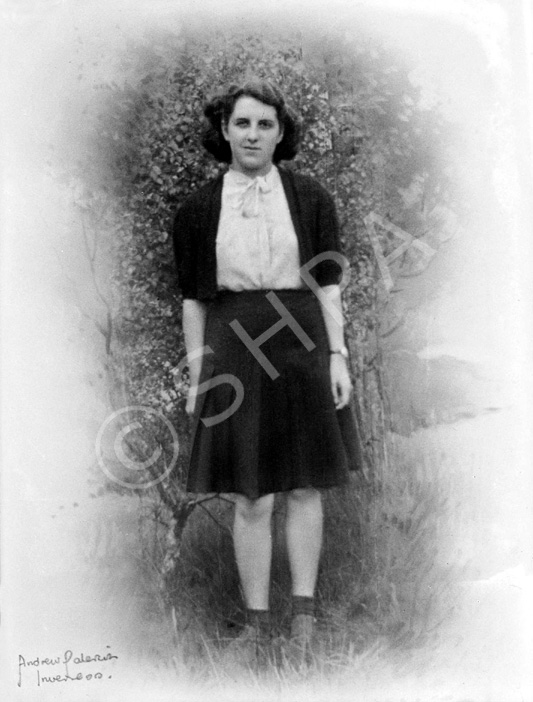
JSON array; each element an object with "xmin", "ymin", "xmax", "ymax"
[
  {"xmin": 312, "ymin": 183, "xmax": 345, "ymax": 287},
  {"xmin": 172, "ymin": 200, "xmax": 198, "ymax": 300}
]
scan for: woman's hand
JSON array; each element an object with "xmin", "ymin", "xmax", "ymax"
[
  {"xmin": 330, "ymin": 355, "xmax": 352, "ymax": 410},
  {"xmin": 182, "ymin": 299, "xmax": 207, "ymax": 418}
]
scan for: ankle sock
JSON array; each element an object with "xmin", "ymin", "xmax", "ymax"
[{"xmin": 292, "ymin": 595, "xmax": 315, "ymax": 618}]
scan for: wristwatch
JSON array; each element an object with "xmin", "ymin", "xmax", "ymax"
[{"xmin": 329, "ymin": 346, "xmax": 349, "ymax": 359}]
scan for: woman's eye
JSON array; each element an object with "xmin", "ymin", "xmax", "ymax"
[{"xmin": 231, "ymin": 119, "xmax": 276, "ymax": 129}]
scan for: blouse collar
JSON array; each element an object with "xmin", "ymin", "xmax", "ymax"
[{"xmin": 224, "ymin": 166, "xmax": 280, "ymax": 218}]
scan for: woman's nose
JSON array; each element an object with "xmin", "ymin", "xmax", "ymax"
[{"xmin": 246, "ymin": 125, "xmax": 259, "ymax": 141}]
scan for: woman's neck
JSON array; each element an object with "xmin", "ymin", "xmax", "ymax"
[{"xmin": 228, "ymin": 164, "xmax": 275, "ymax": 179}]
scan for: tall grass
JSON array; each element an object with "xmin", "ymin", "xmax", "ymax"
[{"xmin": 136, "ymin": 425, "xmax": 459, "ymax": 683}]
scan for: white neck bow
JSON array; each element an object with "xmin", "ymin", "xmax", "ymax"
[{"xmin": 228, "ymin": 173, "xmax": 273, "ymax": 218}]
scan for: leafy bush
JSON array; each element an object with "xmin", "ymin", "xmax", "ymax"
[
  {"xmin": 96, "ymin": 23, "xmax": 452, "ymax": 457},
  {"xmin": 82, "ymin": 22, "xmax": 457, "ymax": 659}
]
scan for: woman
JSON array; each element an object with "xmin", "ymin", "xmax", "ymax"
[{"xmin": 172, "ymin": 79, "xmax": 361, "ymax": 663}]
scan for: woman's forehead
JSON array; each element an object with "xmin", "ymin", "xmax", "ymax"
[{"xmin": 230, "ymin": 95, "xmax": 278, "ymax": 120}]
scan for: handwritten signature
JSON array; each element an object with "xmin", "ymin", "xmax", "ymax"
[{"xmin": 17, "ymin": 646, "xmax": 119, "ymax": 687}]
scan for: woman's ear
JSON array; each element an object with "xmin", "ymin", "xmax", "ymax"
[
  {"xmin": 221, "ymin": 121, "xmax": 229, "ymax": 142},
  {"xmin": 276, "ymin": 125, "xmax": 284, "ymax": 144}
]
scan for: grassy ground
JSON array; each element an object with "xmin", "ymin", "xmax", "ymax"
[
  {"xmin": 137, "ymin": 422, "xmax": 464, "ymax": 687},
  {"xmin": 31, "ymin": 404, "xmax": 524, "ymax": 702}
]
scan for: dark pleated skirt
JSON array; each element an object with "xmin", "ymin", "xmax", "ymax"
[{"xmin": 186, "ymin": 289, "xmax": 363, "ymax": 499}]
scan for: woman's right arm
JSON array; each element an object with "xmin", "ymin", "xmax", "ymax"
[{"xmin": 182, "ymin": 298, "xmax": 207, "ymax": 416}]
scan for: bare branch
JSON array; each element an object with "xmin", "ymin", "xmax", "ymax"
[{"xmin": 379, "ymin": 313, "xmax": 406, "ymax": 338}]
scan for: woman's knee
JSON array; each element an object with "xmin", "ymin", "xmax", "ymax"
[{"xmin": 234, "ymin": 493, "xmax": 274, "ymax": 523}]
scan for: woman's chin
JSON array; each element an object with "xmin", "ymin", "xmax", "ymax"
[{"xmin": 232, "ymin": 152, "xmax": 269, "ymax": 171}]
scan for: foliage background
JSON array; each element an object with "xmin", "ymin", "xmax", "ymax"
[
  {"xmin": 41, "ymin": 6, "xmax": 527, "ymax": 682},
  {"xmin": 72, "ymin": 20, "xmax": 470, "ymax": 658},
  {"xmin": 3, "ymin": 0, "xmax": 531, "ymax": 695},
  {"xmin": 92, "ymin": 23, "xmax": 457, "ymax": 451}
]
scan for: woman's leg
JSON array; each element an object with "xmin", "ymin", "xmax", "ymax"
[
  {"xmin": 233, "ymin": 493, "xmax": 275, "ymax": 609},
  {"xmin": 285, "ymin": 488, "xmax": 322, "ymax": 663},
  {"xmin": 285, "ymin": 488, "xmax": 323, "ymax": 596}
]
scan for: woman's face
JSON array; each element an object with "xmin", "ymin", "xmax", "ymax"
[{"xmin": 222, "ymin": 95, "xmax": 284, "ymax": 177}]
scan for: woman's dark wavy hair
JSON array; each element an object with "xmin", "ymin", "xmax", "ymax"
[{"xmin": 201, "ymin": 79, "xmax": 302, "ymax": 163}]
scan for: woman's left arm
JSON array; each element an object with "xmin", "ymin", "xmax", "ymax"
[{"xmin": 317, "ymin": 283, "xmax": 352, "ymax": 410}]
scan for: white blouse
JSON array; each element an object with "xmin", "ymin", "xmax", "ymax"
[{"xmin": 216, "ymin": 166, "xmax": 303, "ymax": 291}]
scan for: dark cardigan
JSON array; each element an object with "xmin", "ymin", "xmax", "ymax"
[{"xmin": 172, "ymin": 166, "xmax": 345, "ymax": 301}]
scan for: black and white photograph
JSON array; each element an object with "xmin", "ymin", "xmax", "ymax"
[{"xmin": 1, "ymin": 0, "xmax": 532, "ymax": 700}]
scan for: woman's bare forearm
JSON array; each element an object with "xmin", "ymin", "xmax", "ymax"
[
  {"xmin": 182, "ymin": 298, "xmax": 207, "ymax": 384},
  {"xmin": 316, "ymin": 284, "xmax": 346, "ymax": 351},
  {"xmin": 316, "ymin": 284, "xmax": 352, "ymax": 408}
]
